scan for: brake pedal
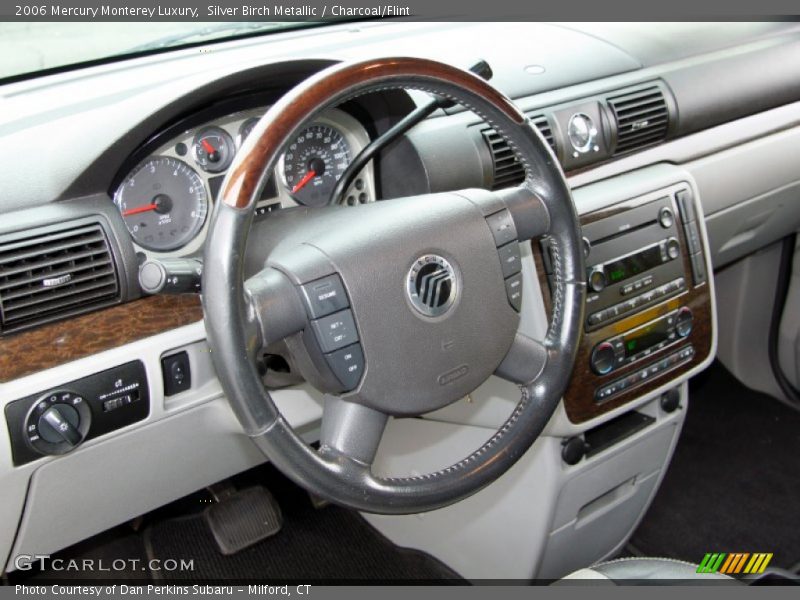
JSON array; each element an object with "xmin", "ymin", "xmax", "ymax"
[{"xmin": 204, "ymin": 486, "xmax": 283, "ymax": 555}]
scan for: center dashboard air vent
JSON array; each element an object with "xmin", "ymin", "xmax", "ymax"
[
  {"xmin": 607, "ymin": 84, "xmax": 670, "ymax": 155},
  {"xmin": 483, "ymin": 114, "xmax": 555, "ymax": 190},
  {"xmin": 0, "ymin": 220, "xmax": 121, "ymax": 335}
]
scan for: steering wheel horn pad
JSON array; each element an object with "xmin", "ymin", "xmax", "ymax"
[{"xmin": 203, "ymin": 57, "xmax": 585, "ymax": 514}]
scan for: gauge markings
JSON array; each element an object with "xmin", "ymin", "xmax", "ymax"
[
  {"xmin": 114, "ymin": 156, "xmax": 208, "ymax": 252},
  {"xmin": 282, "ymin": 124, "xmax": 352, "ymax": 207}
]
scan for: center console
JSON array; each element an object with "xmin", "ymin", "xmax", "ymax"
[{"xmin": 535, "ymin": 182, "xmax": 713, "ymax": 423}]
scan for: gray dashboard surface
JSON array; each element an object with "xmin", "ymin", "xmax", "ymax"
[{"xmin": 2, "ymin": 22, "xmax": 800, "ymax": 214}]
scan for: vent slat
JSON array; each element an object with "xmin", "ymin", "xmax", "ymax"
[
  {"xmin": 2, "ymin": 265, "xmax": 115, "ymax": 301},
  {"xmin": 483, "ymin": 113, "xmax": 554, "ymax": 190},
  {"xmin": 608, "ymin": 85, "xmax": 670, "ymax": 155},
  {"xmin": 615, "ymin": 123, "xmax": 669, "ymax": 145},
  {"xmin": 0, "ymin": 248, "xmax": 111, "ymax": 281},
  {"xmin": 0, "ymin": 231, "xmax": 105, "ymax": 265},
  {"xmin": 0, "ymin": 222, "xmax": 120, "ymax": 335}
]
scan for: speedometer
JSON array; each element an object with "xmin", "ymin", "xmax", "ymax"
[
  {"xmin": 280, "ymin": 124, "xmax": 352, "ymax": 207},
  {"xmin": 113, "ymin": 156, "xmax": 208, "ymax": 252}
]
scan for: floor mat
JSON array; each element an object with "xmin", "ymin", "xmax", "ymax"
[
  {"xmin": 142, "ymin": 464, "xmax": 461, "ymax": 583},
  {"xmin": 630, "ymin": 361, "xmax": 800, "ymax": 570}
]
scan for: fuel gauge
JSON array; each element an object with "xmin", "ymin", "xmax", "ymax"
[{"xmin": 193, "ymin": 126, "xmax": 235, "ymax": 173}]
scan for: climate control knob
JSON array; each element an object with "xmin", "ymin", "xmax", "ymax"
[
  {"xmin": 590, "ymin": 342, "xmax": 617, "ymax": 375},
  {"xmin": 24, "ymin": 390, "xmax": 91, "ymax": 456},
  {"xmin": 676, "ymin": 307, "xmax": 694, "ymax": 337}
]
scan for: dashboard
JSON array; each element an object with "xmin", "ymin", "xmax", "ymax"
[
  {"xmin": 112, "ymin": 106, "xmax": 375, "ymax": 258},
  {"xmin": 1, "ymin": 20, "xmax": 800, "ymax": 580}
]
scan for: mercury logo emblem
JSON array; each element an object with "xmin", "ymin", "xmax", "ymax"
[{"xmin": 407, "ymin": 255, "xmax": 457, "ymax": 317}]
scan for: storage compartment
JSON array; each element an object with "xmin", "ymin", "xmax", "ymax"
[{"xmin": 537, "ymin": 422, "xmax": 677, "ymax": 579}]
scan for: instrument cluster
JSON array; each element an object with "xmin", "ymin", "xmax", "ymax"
[{"xmin": 113, "ymin": 107, "xmax": 375, "ymax": 257}]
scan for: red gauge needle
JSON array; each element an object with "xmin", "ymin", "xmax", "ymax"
[
  {"xmin": 201, "ymin": 139, "xmax": 216, "ymax": 154},
  {"xmin": 122, "ymin": 203, "xmax": 158, "ymax": 217},
  {"xmin": 292, "ymin": 170, "xmax": 316, "ymax": 194}
]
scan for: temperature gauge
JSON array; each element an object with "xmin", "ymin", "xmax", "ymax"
[
  {"xmin": 193, "ymin": 126, "xmax": 235, "ymax": 173},
  {"xmin": 238, "ymin": 117, "xmax": 261, "ymax": 147}
]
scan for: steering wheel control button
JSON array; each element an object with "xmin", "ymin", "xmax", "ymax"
[
  {"xmin": 325, "ymin": 343, "xmax": 365, "ymax": 391},
  {"xmin": 311, "ymin": 309, "xmax": 359, "ymax": 353},
  {"xmin": 505, "ymin": 272, "xmax": 523, "ymax": 311},
  {"xmin": 485, "ymin": 209, "xmax": 518, "ymax": 247},
  {"xmin": 162, "ymin": 351, "xmax": 191, "ymax": 397},
  {"xmin": 497, "ymin": 242, "xmax": 522, "ymax": 278},
  {"xmin": 407, "ymin": 255, "xmax": 458, "ymax": 318},
  {"xmin": 300, "ymin": 274, "xmax": 349, "ymax": 319}
]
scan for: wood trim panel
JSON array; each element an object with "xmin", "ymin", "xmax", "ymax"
[
  {"xmin": 0, "ymin": 295, "xmax": 203, "ymax": 383},
  {"xmin": 533, "ymin": 195, "xmax": 713, "ymax": 424}
]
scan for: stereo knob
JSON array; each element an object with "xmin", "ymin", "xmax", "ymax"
[
  {"xmin": 591, "ymin": 342, "xmax": 617, "ymax": 375},
  {"xmin": 658, "ymin": 206, "xmax": 675, "ymax": 228},
  {"xmin": 25, "ymin": 390, "xmax": 91, "ymax": 456},
  {"xmin": 666, "ymin": 237, "xmax": 681, "ymax": 260},
  {"xmin": 676, "ymin": 307, "xmax": 693, "ymax": 337},
  {"xmin": 588, "ymin": 268, "xmax": 607, "ymax": 292}
]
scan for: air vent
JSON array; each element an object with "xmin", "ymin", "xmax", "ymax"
[
  {"xmin": 0, "ymin": 222, "xmax": 120, "ymax": 334},
  {"xmin": 607, "ymin": 85, "xmax": 669, "ymax": 155},
  {"xmin": 483, "ymin": 114, "xmax": 555, "ymax": 190}
]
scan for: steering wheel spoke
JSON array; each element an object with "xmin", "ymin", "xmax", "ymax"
[
  {"xmin": 495, "ymin": 332, "xmax": 548, "ymax": 385},
  {"xmin": 495, "ymin": 185, "xmax": 551, "ymax": 241},
  {"xmin": 244, "ymin": 267, "xmax": 308, "ymax": 350},
  {"xmin": 319, "ymin": 394, "xmax": 388, "ymax": 466}
]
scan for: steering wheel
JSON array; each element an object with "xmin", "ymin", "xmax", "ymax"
[{"xmin": 203, "ymin": 57, "xmax": 585, "ymax": 515}]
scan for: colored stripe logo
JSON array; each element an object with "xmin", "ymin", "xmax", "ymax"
[{"xmin": 697, "ymin": 553, "xmax": 773, "ymax": 574}]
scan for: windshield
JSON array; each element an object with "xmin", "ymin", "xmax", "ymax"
[{"xmin": 0, "ymin": 22, "xmax": 315, "ymax": 82}]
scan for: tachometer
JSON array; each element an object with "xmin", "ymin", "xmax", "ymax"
[
  {"xmin": 114, "ymin": 157, "xmax": 208, "ymax": 252},
  {"xmin": 281, "ymin": 124, "xmax": 352, "ymax": 207}
]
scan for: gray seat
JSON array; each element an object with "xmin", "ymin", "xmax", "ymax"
[{"xmin": 559, "ymin": 557, "xmax": 736, "ymax": 584}]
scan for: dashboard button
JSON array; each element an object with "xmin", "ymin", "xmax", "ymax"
[
  {"xmin": 590, "ymin": 342, "xmax": 617, "ymax": 375},
  {"xmin": 684, "ymin": 222, "xmax": 702, "ymax": 254},
  {"xmin": 676, "ymin": 189, "xmax": 697, "ymax": 223},
  {"xmin": 588, "ymin": 268, "xmax": 607, "ymax": 292},
  {"xmin": 300, "ymin": 274, "xmax": 349, "ymax": 319},
  {"xmin": 326, "ymin": 343, "xmax": 365, "ymax": 391},
  {"xmin": 691, "ymin": 252, "xmax": 707, "ymax": 284},
  {"xmin": 658, "ymin": 206, "xmax": 675, "ymax": 228},
  {"xmin": 486, "ymin": 210, "xmax": 517, "ymax": 247},
  {"xmin": 497, "ymin": 242, "xmax": 522, "ymax": 278},
  {"xmin": 162, "ymin": 351, "xmax": 191, "ymax": 397},
  {"xmin": 311, "ymin": 309, "xmax": 359, "ymax": 354}
]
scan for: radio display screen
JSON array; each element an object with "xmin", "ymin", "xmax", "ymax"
[
  {"xmin": 623, "ymin": 319, "xmax": 670, "ymax": 358},
  {"xmin": 603, "ymin": 245, "xmax": 663, "ymax": 285}
]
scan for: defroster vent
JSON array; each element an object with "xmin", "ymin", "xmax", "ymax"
[{"xmin": 0, "ymin": 221, "xmax": 120, "ymax": 334}]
